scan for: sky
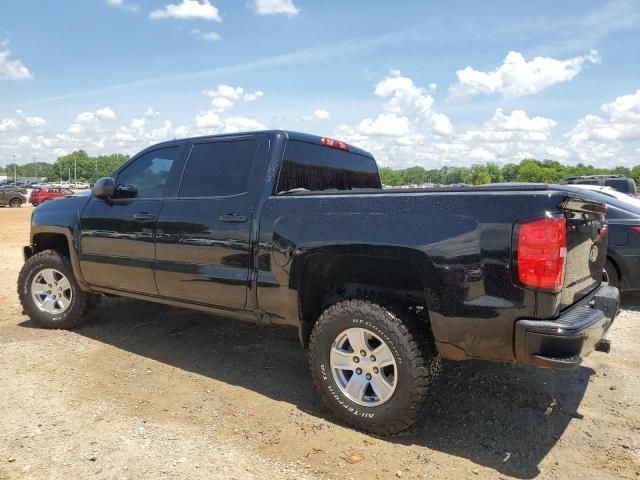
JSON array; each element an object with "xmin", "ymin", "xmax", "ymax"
[{"xmin": 1, "ymin": 0, "xmax": 639, "ymax": 169}]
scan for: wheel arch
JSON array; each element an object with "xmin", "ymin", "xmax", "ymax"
[
  {"xmin": 291, "ymin": 245, "xmax": 438, "ymax": 349},
  {"xmin": 605, "ymin": 253, "xmax": 630, "ymax": 291},
  {"xmin": 27, "ymin": 226, "xmax": 91, "ymax": 291}
]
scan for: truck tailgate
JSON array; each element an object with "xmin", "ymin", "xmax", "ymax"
[{"xmin": 559, "ymin": 196, "xmax": 608, "ymax": 310}]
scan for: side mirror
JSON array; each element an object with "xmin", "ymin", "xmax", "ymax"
[{"xmin": 91, "ymin": 177, "xmax": 115, "ymax": 199}]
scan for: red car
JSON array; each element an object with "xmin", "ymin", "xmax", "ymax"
[{"xmin": 29, "ymin": 187, "xmax": 73, "ymax": 207}]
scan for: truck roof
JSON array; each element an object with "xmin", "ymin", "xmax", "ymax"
[{"xmin": 155, "ymin": 130, "xmax": 375, "ymax": 159}]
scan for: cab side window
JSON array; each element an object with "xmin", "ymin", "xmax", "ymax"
[
  {"xmin": 178, "ymin": 140, "xmax": 258, "ymax": 198},
  {"xmin": 114, "ymin": 147, "xmax": 180, "ymax": 199}
]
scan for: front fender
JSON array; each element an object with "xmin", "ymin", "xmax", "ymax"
[{"xmin": 28, "ymin": 195, "xmax": 92, "ymax": 291}]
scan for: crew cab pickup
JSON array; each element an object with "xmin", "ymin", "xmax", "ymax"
[{"xmin": 18, "ymin": 130, "xmax": 618, "ymax": 435}]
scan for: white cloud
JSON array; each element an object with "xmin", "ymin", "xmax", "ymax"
[
  {"xmin": 337, "ymin": 71, "xmax": 453, "ymax": 155},
  {"xmin": 3, "ymin": 73, "xmax": 637, "ymax": 171},
  {"xmin": 190, "ymin": 29, "xmax": 221, "ymax": 41},
  {"xmin": 486, "ymin": 109, "xmax": 557, "ymax": 132},
  {"xmin": 243, "ymin": 91, "xmax": 264, "ymax": 102},
  {"xmin": 0, "ymin": 40, "xmax": 33, "ymax": 81},
  {"xmin": 144, "ymin": 107, "xmax": 159, "ymax": 118},
  {"xmin": 16, "ymin": 110, "xmax": 46, "ymax": 127},
  {"xmin": 76, "ymin": 112, "xmax": 95, "ymax": 123},
  {"xmin": 106, "ymin": 0, "xmax": 139, "ymax": 13},
  {"xmin": 469, "ymin": 147, "xmax": 496, "ymax": 162},
  {"xmin": 432, "ymin": 113, "xmax": 453, "ymax": 135},
  {"xmin": 150, "ymin": 0, "xmax": 221, "ymax": 21},
  {"xmin": 313, "ymin": 109, "xmax": 330, "ymax": 120},
  {"xmin": 174, "ymin": 125, "xmax": 190, "ymax": 138},
  {"xmin": 220, "ymin": 116, "xmax": 266, "ymax": 133},
  {"xmin": 567, "ymin": 89, "xmax": 640, "ymax": 143},
  {"xmin": 130, "ymin": 117, "xmax": 147, "ymax": 129},
  {"xmin": 356, "ymin": 113, "xmax": 411, "ymax": 137},
  {"xmin": 96, "ymin": 107, "xmax": 117, "ymax": 120},
  {"xmin": 75, "ymin": 107, "xmax": 117, "ymax": 124},
  {"xmin": 450, "ymin": 50, "xmax": 601, "ymax": 98},
  {"xmin": 0, "ymin": 118, "xmax": 18, "ymax": 132},
  {"xmin": 374, "ymin": 70, "xmax": 434, "ymax": 117},
  {"xmin": 293, "ymin": 108, "xmax": 332, "ymax": 123},
  {"xmin": 203, "ymin": 84, "xmax": 264, "ymax": 112},
  {"xmin": 601, "ymin": 89, "xmax": 640, "ymax": 123},
  {"xmin": 251, "ymin": 0, "xmax": 299, "ymax": 16},
  {"xmin": 195, "ymin": 110, "xmax": 222, "ymax": 129},
  {"xmin": 334, "ymin": 72, "xmax": 585, "ymax": 169}
]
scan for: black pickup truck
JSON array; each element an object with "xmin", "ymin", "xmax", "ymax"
[{"xmin": 18, "ymin": 130, "xmax": 618, "ymax": 435}]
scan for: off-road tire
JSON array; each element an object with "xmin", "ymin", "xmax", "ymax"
[
  {"xmin": 18, "ymin": 250, "xmax": 96, "ymax": 329},
  {"xmin": 308, "ymin": 299, "xmax": 441, "ymax": 435}
]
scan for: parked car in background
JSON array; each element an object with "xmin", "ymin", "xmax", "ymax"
[
  {"xmin": 559, "ymin": 175, "xmax": 638, "ymax": 196},
  {"xmin": 73, "ymin": 182, "xmax": 90, "ymax": 189},
  {"xmin": 0, "ymin": 187, "xmax": 27, "ymax": 207},
  {"xmin": 29, "ymin": 187, "xmax": 73, "ymax": 207},
  {"xmin": 564, "ymin": 184, "xmax": 640, "ymax": 291}
]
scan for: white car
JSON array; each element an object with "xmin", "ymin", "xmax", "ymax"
[
  {"xmin": 74, "ymin": 182, "xmax": 90, "ymax": 189},
  {"xmin": 568, "ymin": 184, "xmax": 640, "ymax": 207}
]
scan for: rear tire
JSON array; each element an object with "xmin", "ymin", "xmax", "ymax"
[
  {"xmin": 18, "ymin": 250, "xmax": 95, "ymax": 329},
  {"xmin": 8, "ymin": 197, "xmax": 22, "ymax": 208},
  {"xmin": 603, "ymin": 259, "xmax": 619, "ymax": 288},
  {"xmin": 308, "ymin": 299, "xmax": 440, "ymax": 435}
]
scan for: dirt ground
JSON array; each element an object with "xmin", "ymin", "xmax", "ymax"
[{"xmin": 0, "ymin": 206, "xmax": 638, "ymax": 480}]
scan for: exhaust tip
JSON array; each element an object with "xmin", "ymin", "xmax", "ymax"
[{"xmin": 595, "ymin": 338, "xmax": 611, "ymax": 353}]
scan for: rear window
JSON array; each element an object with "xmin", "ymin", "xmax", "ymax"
[
  {"xmin": 604, "ymin": 178, "xmax": 632, "ymax": 193},
  {"xmin": 276, "ymin": 140, "xmax": 381, "ymax": 194},
  {"xmin": 575, "ymin": 179, "xmax": 599, "ymax": 185}
]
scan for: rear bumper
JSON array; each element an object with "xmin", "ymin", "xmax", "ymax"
[{"xmin": 514, "ymin": 285, "xmax": 619, "ymax": 369}]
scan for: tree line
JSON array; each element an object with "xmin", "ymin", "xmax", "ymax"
[
  {"xmin": 380, "ymin": 159, "xmax": 640, "ymax": 186},
  {"xmin": 1, "ymin": 151, "xmax": 639, "ymax": 186},
  {"xmin": 0, "ymin": 151, "xmax": 129, "ymax": 183}
]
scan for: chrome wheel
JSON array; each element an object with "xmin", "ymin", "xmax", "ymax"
[
  {"xmin": 330, "ymin": 327, "xmax": 398, "ymax": 407},
  {"xmin": 31, "ymin": 268, "xmax": 72, "ymax": 314},
  {"xmin": 9, "ymin": 197, "xmax": 22, "ymax": 207}
]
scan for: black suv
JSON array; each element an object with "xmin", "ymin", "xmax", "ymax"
[{"xmin": 559, "ymin": 175, "xmax": 638, "ymax": 195}]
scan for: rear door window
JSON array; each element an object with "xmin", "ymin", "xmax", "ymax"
[
  {"xmin": 276, "ymin": 140, "xmax": 381, "ymax": 193},
  {"xmin": 178, "ymin": 139, "xmax": 258, "ymax": 197}
]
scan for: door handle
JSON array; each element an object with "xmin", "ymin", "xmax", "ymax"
[
  {"xmin": 219, "ymin": 214, "xmax": 248, "ymax": 224},
  {"xmin": 133, "ymin": 212, "xmax": 156, "ymax": 223}
]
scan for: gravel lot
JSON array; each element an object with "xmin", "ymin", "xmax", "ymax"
[{"xmin": 0, "ymin": 206, "xmax": 639, "ymax": 480}]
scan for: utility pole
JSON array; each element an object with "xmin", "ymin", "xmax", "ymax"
[
  {"xmin": 12, "ymin": 154, "xmax": 17, "ymax": 182},
  {"xmin": 74, "ymin": 158, "xmax": 77, "ymax": 185}
]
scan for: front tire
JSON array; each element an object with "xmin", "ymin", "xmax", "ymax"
[
  {"xmin": 18, "ymin": 250, "xmax": 95, "ymax": 329},
  {"xmin": 309, "ymin": 300, "xmax": 440, "ymax": 435}
]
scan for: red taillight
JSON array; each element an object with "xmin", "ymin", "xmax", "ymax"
[
  {"xmin": 517, "ymin": 216, "xmax": 567, "ymax": 291},
  {"xmin": 321, "ymin": 137, "xmax": 350, "ymax": 151},
  {"xmin": 632, "ymin": 226, "xmax": 640, "ymax": 234}
]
